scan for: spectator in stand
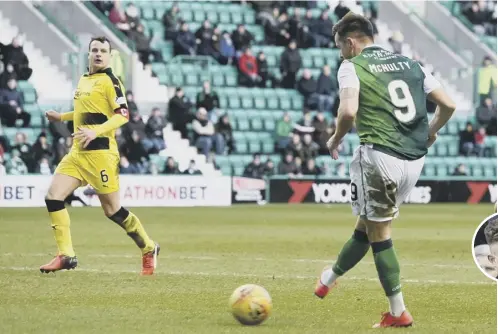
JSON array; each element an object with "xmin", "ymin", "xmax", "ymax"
[
  {"xmin": 174, "ymin": 22, "xmax": 197, "ymax": 56},
  {"xmin": 302, "ymin": 158, "xmax": 323, "ymax": 176},
  {"xmin": 289, "ymin": 8, "xmax": 306, "ymax": 48},
  {"xmin": 334, "ymin": 1, "xmax": 351, "ymax": 20},
  {"xmin": 475, "ymin": 127, "xmax": 487, "ymax": 157},
  {"xmin": 54, "ymin": 137, "xmax": 72, "ymax": 165},
  {"xmin": 168, "ymin": 87, "xmax": 193, "ymax": 139},
  {"xmin": 243, "ymin": 153, "xmax": 266, "ymax": 179},
  {"xmin": 316, "ymin": 65, "xmax": 337, "ymax": 113},
  {"xmin": 478, "ymin": 56, "xmax": 497, "ymax": 103},
  {"xmin": 115, "ymin": 127, "xmax": 126, "ymax": 149},
  {"xmin": 294, "ymin": 110, "xmax": 315, "ymax": 136},
  {"xmin": 216, "ymin": 114, "xmax": 235, "ymax": 154},
  {"xmin": 477, "ymin": 97, "xmax": 497, "ymax": 130},
  {"xmin": 257, "ymin": 52, "xmax": 278, "ymax": 88},
  {"xmin": 30, "ymin": 132, "xmax": 52, "ymax": 172},
  {"xmin": 219, "ymin": 31, "xmax": 236, "ymax": 65},
  {"xmin": 264, "ymin": 159, "xmax": 275, "ymax": 177},
  {"xmin": 120, "ymin": 130, "xmax": 149, "ymax": 174},
  {"xmin": 183, "ymin": 159, "xmax": 202, "ymax": 175},
  {"xmin": 275, "ymin": 112, "xmax": 293, "ymax": 151},
  {"xmin": 192, "ymin": 107, "xmax": 225, "ymax": 157},
  {"xmin": 452, "ymin": 163, "xmax": 468, "ymax": 176},
  {"xmin": 301, "ymin": 133, "xmax": 319, "ymax": 162},
  {"xmin": 232, "ymin": 24, "xmax": 254, "ymax": 52},
  {"xmin": 128, "ymin": 24, "xmax": 162, "ymax": 67},
  {"xmin": 459, "ymin": 122, "xmax": 476, "ymax": 156},
  {"xmin": 463, "ymin": 1, "xmax": 490, "ymax": 35},
  {"xmin": 162, "ymin": 2, "xmax": 181, "ymax": 40},
  {"xmin": 312, "ymin": 111, "xmax": 332, "ymax": 155},
  {"xmin": 276, "ymin": 12, "xmax": 291, "ymax": 47},
  {"xmin": 7, "ymin": 149, "xmax": 28, "ymax": 175},
  {"xmin": 124, "ymin": 3, "xmax": 141, "ymax": 30},
  {"xmin": 36, "ymin": 156, "xmax": 52, "ymax": 175},
  {"xmin": 0, "ymin": 127, "xmax": 10, "ymax": 154},
  {"xmin": 278, "ymin": 152, "xmax": 299, "ymax": 176},
  {"xmin": 0, "ymin": 63, "xmax": 17, "ymax": 89},
  {"xmin": 108, "ymin": 1, "xmax": 131, "ymax": 36},
  {"xmin": 286, "ymin": 133, "xmax": 304, "ymax": 160},
  {"xmin": 258, "ymin": 6, "xmax": 280, "ymax": 45},
  {"xmin": 294, "ymin": 157, "xmax": 303, "ymax": 176},
  {"xmin": 145, "ymin": 107, "xmax": 167, "ymax": 153},
  {"xmin": 297, "ymin": 69, "xmax": 318, "ymax": 109},
  {"xmin": 280, "ymin": 40, "xmax": 302, "ymax": 89},
  {"xmin": 195, "ymin": 20, "xmax": 216, "ymax": 57},
  {"xmin": 123, "ymin": 110, "xmax": 152, "ymax": 152},
  {"xmin": 207, "ymin": 152, "xmax": 220, "ymax": 171},
  {"xmin": 0, "ymin": 78, "xmax": 31, "ymax": 127},
  {"xmin": 238, "ymin": 47, "xmax": 261, "ymax": 87},
  {"xmin": 162, "ymin": 157, "xmax": 180, "ymax": 174},
  {"xmin": 1, "ymin": 36, "xmax": 32, "ymax": 80},
  {"xmin": 196, "ymin": 81, "xmax": 220, "ymax": 122},
  {"xmin": 126, "ymin": 90, "xmax": 139, "ymax": 114},
  {"xmin": 310, "ymin": 10, "xmax": 334, "ymax": 48},
  {"xmin": 119, "ymin": 156, "xmax": 137, "ymax": 174}
]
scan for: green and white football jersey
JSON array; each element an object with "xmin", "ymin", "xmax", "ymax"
[{"xmin": 338, "ymin": 45, "xmax": 441, "ymax": 160}]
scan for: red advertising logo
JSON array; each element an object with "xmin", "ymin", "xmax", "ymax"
[
  {"xmin": 288, "ymin": 181, "xmax": 313, "ymax": 203},
  {"xmin": 466, "ymin": 182, "xmax": 490, "ymax": 204}
]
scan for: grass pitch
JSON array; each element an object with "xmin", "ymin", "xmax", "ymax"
[{"xmin": 0, "ymin": 204, "xmax": 495, "ymax": 334}]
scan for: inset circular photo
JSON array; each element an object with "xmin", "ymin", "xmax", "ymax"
[{"xmin": 472, "ymin": 213, "xmax": 498, "ymax": 281}]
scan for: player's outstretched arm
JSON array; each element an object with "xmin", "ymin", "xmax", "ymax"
[{"xmin": 45, "ymin": 110, "xmax": 74, "ymax": 122}]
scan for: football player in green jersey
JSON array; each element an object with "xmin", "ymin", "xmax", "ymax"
[{"xmin": 314, "ymin": 13, "xmax": 456, "ymax": 328}]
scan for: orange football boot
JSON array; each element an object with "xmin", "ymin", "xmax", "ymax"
[
  {"xmin": 373, "ymin": 310, "xmax": 414, "ymax": 328},
  {"xmin": 141, "ymin": 243, "xmax": 160, "ymax": 276},
  {"xmin": 40, "ymin": 255, "xmax": 78, "ymax": 273}
]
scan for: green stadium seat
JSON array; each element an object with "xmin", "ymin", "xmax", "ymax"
[
  {"xmin": 263, "ymin": 117, "xmax": 275, "ymax": 131},
  {"xmin": 248, "ymin": 141, "xmax": 261, "ymax": 153},
  {"xmin": 212, "ymin": 73, "xmax": 224, "ymax": 86},
  {"xmin": 219, "ymin": 11, "xmax": 231, "ymax": 24},
  {"xmin": 185, "ymin": 73, "xmax": 199, "ymax": 86},
  {"xmin": 23, "ymin": 90, "xmax": 37, "ymax": 104},
  {"xmin": 472, "ymin": 166, "xmax": 484, "ymax": 177},
  {"xmin": 262, "ymin": 141, "xmax": 274, "ymax": 154},
  {"xmin": 228, "ymin": 96, "xmax": 241, "ymax": 109},
  {"xmin": 244, "ymin": 12, "xmax": 255, "ymax": 24},
  {"xmin": 231, "ymin": 12, "xmax": 243, "ymax": 24},
  {"xmin": 225, "ymin": 73, "xmax": 237, "ymax": 86},
  {"xmin": 447, "ymin": 141, "xmax": 459, "ymax": 156},
  {"xmin": 279, "ymin": 96, "xmax": 291, "ymax": 110},
  {"xmin": 141, "ymin": 7, "xmax": 155, "ymax": 20},
  {"xmin": 251, "ymin": 118, "xmax": 263, "ymax": 131},
  {"xmin": 194, "ymin": 10, "xmax": 205, "ymax": 22},
  {"xmin": 302, "ymin": 56, "xmax": 313, "ymax": 68},
  {"xmin": 424, "ymin": 164, "xmax": 436, "ymax": 177},
  {"xmin": 207, "ymin": 11, "xmax": 218, "ymax": 23},
  {"xmin": 235, "ymin": 141, "xmax": 248, "ymax": 154},
  {"xmin": 267, "ymin": 96, "xmax": 279, "ymax": 110},
  {"xmin": 241, "ymin": 96, "xmax": 254, "ymax": 109},
  {"xmin": 237, "ymin": 117, "xmax": 250, "ymax": 131}
]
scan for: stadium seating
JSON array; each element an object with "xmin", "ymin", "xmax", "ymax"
[{"xmin": 125, "ymin": 0, "xmax": 496, "ymax": 179}]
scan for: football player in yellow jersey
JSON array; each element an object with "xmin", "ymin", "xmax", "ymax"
[{"xmin": 40, "ymin": 36, "xmax": 159, "ymax": 275}]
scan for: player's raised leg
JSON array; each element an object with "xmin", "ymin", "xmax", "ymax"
[
  {"xmin": 40, "ymin": 173, "xmax": 81, "ymax": 273},
  {"xmin": 315, "ymin": 218, "xmax": 370, "ymax": 298},
  {"xmin": 99, "ymin": 191, "xmax": 159, "ymax": 275},
  {"xmin": 366, "ymin": 220, "xmax": 413, "ymax": 328}
]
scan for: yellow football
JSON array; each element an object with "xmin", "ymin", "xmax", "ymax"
[{"xmin": 229, "ymin": 284, "xmax": 272, "ymax": 326}]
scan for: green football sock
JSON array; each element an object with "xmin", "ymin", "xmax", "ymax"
[
  {"xmin": 331, "ymin": 229, "xmax": 370, "ymax": 276},
  {"xmin": 372, "ymin": 239, "xmax": 401, "ymax": 297}
]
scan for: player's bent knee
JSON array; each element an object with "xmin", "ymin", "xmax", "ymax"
[
  {"xmin": 365, "ymin": 220, "xmax": 392, "ymax": 243},
  {"xmin": 107, "ymin": 207, "xmax": 130, "ymax": 227}
]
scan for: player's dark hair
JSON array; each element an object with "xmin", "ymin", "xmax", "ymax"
[
  {"xmin": 332, "ymin": 12, "xmax": 374, "ymax": 41},
  {"xmin": 484, "ymin": 217, "xmax": 498, "ymax": 244},
  {"xmin": 88, "ymin": 36, "xmax": 112, "ymax": 51}
]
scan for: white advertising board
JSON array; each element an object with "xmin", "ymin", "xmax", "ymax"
[{"xmin": 0, "ymin": 175, "xmax": 232, "ymax": 207}]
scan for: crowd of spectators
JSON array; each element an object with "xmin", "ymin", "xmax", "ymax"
[{"xmin": 460, "ymin": 0, "xmax": 497, "ymax": 36}]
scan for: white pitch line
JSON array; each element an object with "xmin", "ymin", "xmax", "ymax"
[
  {"xmin": 0, "ymin": 266, "xmax": 492, "ymax": 285},
  {"xmin": 1, "ymin": 253, "xmax": 475, "ymax": 269}
]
